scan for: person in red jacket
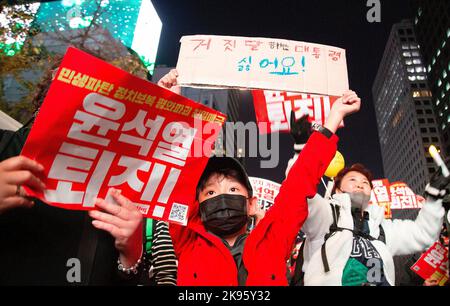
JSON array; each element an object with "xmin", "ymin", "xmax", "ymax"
[{"xmin": 158, "ymin": 69, "xmax": 361, "ymax": 286}]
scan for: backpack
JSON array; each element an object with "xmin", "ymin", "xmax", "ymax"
[{"xmin": 290, "ymin": 203, "xmax": 385, "ymax": 286}]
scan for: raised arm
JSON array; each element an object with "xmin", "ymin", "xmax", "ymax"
[{"xmin": 383, "ymin": 162, "xmax": 447, "ymax": 256}]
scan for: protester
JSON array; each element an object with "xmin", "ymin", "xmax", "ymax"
[
  {"xmin": 148, "ymin": 69, "xmax": 360, "ymax": 285},
  {"xmin": 295, "ymin": 163, "xmax": 446, "ymax": 286},
  {"xmin": 0, "ymin": 53, "xmax": 177, "ymax": 285},
  {"xmin": 0, "ymin": 155, "xmax": 45, "ymax": 214}
]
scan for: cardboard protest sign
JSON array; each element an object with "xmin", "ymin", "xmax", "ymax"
[
  {"xmin": 411, "ymin": 241, "xmax": 449, "ymax": 286},
  {"xmin": 21, "ymin": 47, "xmax": 226, "ymax": 225},
  {"xmin": 252, "ymin": 90, "xmax": 341, "ymax": 134},
  {"xmin": 177, "ymin": 35, "xmax": 349, "ymax": 97},
  {"xmin": 249, "ymin": 177, "xmax": 281, "ymax": 211},
  {"xmin": 369, "ymin": 179, "xmax": 392, "ymax": 219}
]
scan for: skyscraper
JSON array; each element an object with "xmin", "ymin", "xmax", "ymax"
[
  {"xmin": 412, "ymin": 0, "xmax": 450, "ymax": 155},
  {"xmin": 372, "ymin": 19, "xmax": 443, "ymax": 195}
]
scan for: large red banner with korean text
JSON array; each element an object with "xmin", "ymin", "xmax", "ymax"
[
  {"xmin": 411, "ymin": 241, "xmax": 449, "ymax": 286},
  {"xmin": 369, "ymin": 179, "xmax": 392, "ymax": 219},
  {"xmin": 249, "ymin": 177, "xmax": 280, "ymax": 211},
  {"xmin": 252, "ymin": 90, "xmax": 341, "ymax": 134},
  {"xmin": 21, "ymin": 47, "xmax": 226, "ymax": 226}
]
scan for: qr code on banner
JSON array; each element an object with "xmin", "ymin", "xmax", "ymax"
[{"xmin": 169, "ymin": 203, "xmax": 189, "ymax": 225}]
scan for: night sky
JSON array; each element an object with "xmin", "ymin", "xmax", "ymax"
[{"xmin": 151, "ymin": 0, "xmax": 414, "ymax": 182}]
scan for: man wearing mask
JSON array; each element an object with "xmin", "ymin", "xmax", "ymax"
[
  {"xmin": 297, "ymin": 163, "xmax": 447, "ymax": 286},
  {"xmin": 158, "ymin": 69, "xmax": 361, "ymax": 285}
]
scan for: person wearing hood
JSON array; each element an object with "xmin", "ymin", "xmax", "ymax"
[{"xmin": 294, "ymin": 162, "xmax": 447, "ymax": 286}]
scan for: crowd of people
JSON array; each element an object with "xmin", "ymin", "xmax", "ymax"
[{"xmin": 0, "ymin": 62, "xmax": 448, "ymax": 286}]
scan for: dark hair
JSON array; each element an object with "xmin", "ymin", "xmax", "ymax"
[
  {"xmin": 332, "ymin": 163, "xmax": 373, "ymax": 194},
  {"xmin": 196, "ymin": 168, "xmax": 251, "ymax": 200}
]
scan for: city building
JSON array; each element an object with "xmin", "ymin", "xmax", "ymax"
[
  {"xmin": 372, "ymin": 19, "xmax": 443, "ymax": 195},
  {"xmin": 412, "ymin": 0, "xmax": 450, "ymax": 155}
]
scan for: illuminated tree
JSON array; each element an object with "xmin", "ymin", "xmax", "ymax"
[{"xmin": 0, "ymin": 0, "xmax": 148, "ymax": 124}]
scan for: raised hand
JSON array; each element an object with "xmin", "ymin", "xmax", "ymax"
[
  {"xmin": 157, "ymin": 69, "xmax": 181, "ymax": 95},
  {"xmin": 324, "ymin": 90, "xmax": 361, "ymax": 133}
]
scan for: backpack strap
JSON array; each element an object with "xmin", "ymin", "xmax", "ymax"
[
  {"xmin": 321, "ymin": 204, "xmax": 340, "ymax": 273},
  {"xmin": 378, "ymin": 224, "xmax": 386, "ymax": 244},
  {"xmin": 321, "ymin": 204, "xmax": 387, "ymax": 273}
]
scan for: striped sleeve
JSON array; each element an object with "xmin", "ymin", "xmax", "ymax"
[{"xmin": 152, "ymin": 221, "xmax": 178, "ymax": 286}]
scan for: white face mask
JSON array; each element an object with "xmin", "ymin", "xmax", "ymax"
[{"xmin": 348, "ymin": 192, "xmax": 371, "ymax": 211}]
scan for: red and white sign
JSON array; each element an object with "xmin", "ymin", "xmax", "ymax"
[
  {"xmin": 252, "ymin": 90, "xmax": 341, "ymax": 134},
  {"xmin": 21, "ymin": 47, "xmax": 226, "ymax": 225},
  {"xmin": 411, "ymin": 241, "xmax": 449, "ymax": 286},
  {"xmin": 389, "ymin": 182, "xmax": 423, "ymax": 210},
  {"xmin": 369, "ymin": 179, "xmax": 392, "ymax": 219},
  {"xmin": 249, "ymin": 177, "xmax": 281, "ymax": 211}
]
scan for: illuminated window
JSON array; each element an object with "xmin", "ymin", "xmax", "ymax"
[
  {"xmin": 409, "ymin": 76, "xmax": 417, "ymax": 81},
  {"xmin": 403, "ymin": 51, "xmax": 411, "ymax": 57},
  {"xmin": 417, "ymin": 76, "xmax": 426, "ymax": 81},
  {"xmin": 412, "ymin": 51, "xmax": 420, "ymax": 57},
  {"xmin": 406, "ymin": 60, "xmax": 413, "ymax": 65},
  {"xmin": 443, "ymin": 71, "xmax": 447, "ymax": 79},
  {"xmin": 446, "ymin": 83, "xmax": 450, "ymax": 91},
  {"xmin": 413, "ymin": 91, "xmax": 420, "ymax": 98},
  {"xmin": 415, "ymin": 67, "xmax": 424, "ymax": 73},
  {"xmin": 413, "ymin": 59, "xmax": 422, "ymax": 65},
  {"xmin": 408, "ymin": 67, "xmax": 415, "ymax": 73},
  {"xmin": 402, "ymin": 44, "xmax": 409, "ymax": 50}
]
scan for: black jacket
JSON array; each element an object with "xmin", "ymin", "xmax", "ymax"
[{"xmin": 0, "ymin": 127, "xmax": 122, "ymax": 285}]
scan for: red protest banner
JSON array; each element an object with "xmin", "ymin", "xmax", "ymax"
[
  {"xmin": 369, "ymin": 179, "xmax": 392, "ymax": 219},
  {"xmin": 389, "ymin": 182, "xmax": 423, "ymax": 210},
  {"xmin": 21, "ymin": 47, "xmax": 226, "ymax": 226},
  {"xmin": 411, "ymin": 241, "xmax": 449, "ymax": 286},
  {"xmin": 251, "ymin": 90, "xmax": 341, "ymax": 134}
]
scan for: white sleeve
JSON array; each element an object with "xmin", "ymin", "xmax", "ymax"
[
  {"xmin": 382, "ymin": 198, "xmax": 444, "ymax": 256},
  {"xmin": 302, "ymin": 194, "xmax": 333, "ymax": 242}
]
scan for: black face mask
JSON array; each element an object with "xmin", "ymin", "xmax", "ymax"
[{"xmin": 199, "ymin": 194, "xmax": 248, "ymax": 237}]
